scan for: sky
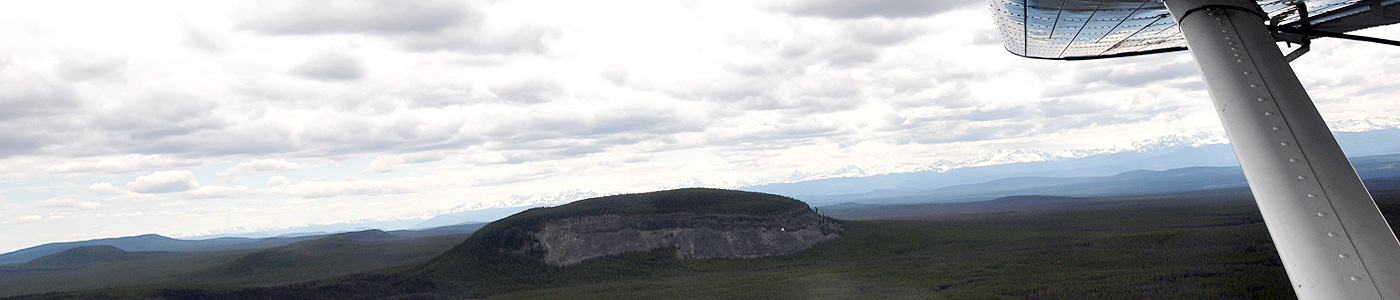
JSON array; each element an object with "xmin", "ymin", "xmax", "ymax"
[{"xmin": 1, "ymin": 0, "xmax": 1398, "ymax": 253}]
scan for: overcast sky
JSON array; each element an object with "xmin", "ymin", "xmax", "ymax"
[{"xmin": 1, "ymin": 0, "xmax": 1397, "ymax": 253}]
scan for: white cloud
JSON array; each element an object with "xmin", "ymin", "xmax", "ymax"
[
  {"xmin": 293, "ymin": 50, "xmax": 366, "ymax": 82},
  {"xmin": 126, "ymin": 170, "xmax": 200, "ymax": 193},
  {"xmin": 37, "ymin": 154, "xmax": 200, "ymax": 179},
  {"xmin": 267, "ymin": 176, "xmax": 290, "ymax": 186},
  {"xmin": 487, "ymin": 76, "xmax": 563, "ymax": 104},
  {"xmin": 180, "ymin": 185, "xmax": 252, "ymax": 200},
  {"xmin": 282, "ymin": 177, "xmax": 430, "ymax": 199},
  {"xmin": 3, "ymin": 215, "xmax": 44, "ymax": 225},
  {"xmin": 239, "ymin": 0, "xmax": 479, "ymax": 35},
  {"xmin": 0, "ymin": 195, "xmax": 14, "ymax": 211},
  {"xmin": 85, "ymin": 182, "xmax": 127, "ymax": 196},
  {"xmin": 218, "ymin": 159, "xmax": 311, "ymax": 178},
  {"xmin": 0, "ymin": 58, "xmax": 81, "ymax": 122},
  {"xmin": 765, "ymin": 0, "xmax": 982, "ymax": 19},
  {"xmin": 364, "ymin": 152, "xmax": 447, "ymax": 173},
  {"xmin": 37, "ymin": 197, "xmax": 103, "ymax": 211},
  {"xmin": 103, "ymin": 193, "xmax": 162, "ymax": 204},
  {"xmin": 1, "ymin": 0, "xmax": 1398, "ymax": 255}
]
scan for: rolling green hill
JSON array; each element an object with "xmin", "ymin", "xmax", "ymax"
[
  {"xmin": 0, "ymin": 225, "xmax": 480, "ymax": 267},
  {"xmin": 19, "ymin": 246, "xmax": 166, "ymax": 269},
  {"xmin": 192, "ymin": 232, "xmax": 462, "ymax": 286},
  {"xmin": 326, "ymin": 229, "xmax": 399, "ymax": 242},
  {"xmin": 0, "ymin": 234, "xmax": 260, "ymax": 267},
  {"xmin": 0, "ymin": 231, "xmax": 474, "ymax": 297},
  {"xmin": 409, "ymin": 188, "xmax": 825, "ymax": 294}
]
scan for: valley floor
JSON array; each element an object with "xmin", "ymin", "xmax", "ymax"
[
  {"xmin": 488, "ymin": 196, "xmax": 1298, "ymax": 299},
  {"xmin": 9, "ymin": 187, "xmax": 1400, "ymax": 299}
]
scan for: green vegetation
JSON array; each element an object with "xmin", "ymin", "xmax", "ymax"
[
  {"xmin": 19, "ymin": 246, "xmax": 163, "ymax": 268},
  {"xmin": 193, "ymin": 234, "xmax": 468, "ymax": 286},
  {"xmin": 482, "ymin": 188, "xmax": 809, "ymax": 233},
  {"xmin": 0, "ymin": 232, "xmax": 471, "ymax": 297},
  {"xmin": 0, "ymin": 234, "xmax": 262, "ymax": 267},
  {"xmin": 483, "ymin": 202, "xmax": 1297, "ymax": 299},
  {"xmin": 325, "ymin": 229, "xmax": 399, "ymax": 241},
  {"xmin": 408, "ymin": 188, "xmax": 816, "ymax": 295},
  {"xmin": 9, "ymin": 187, "xmax": 1400, "ymax": 299}
]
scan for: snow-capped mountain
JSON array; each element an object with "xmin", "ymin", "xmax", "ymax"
[
  {"xmin": 440, "ymin": 189, "xmax": 614, "ymax": 214},
  {"xmin": 733, "ymin": 117, "xmax": 1400, "ymax": 188},
  {"xmin": 1327, "ymin": 117, "xmax": 1400, "ymax": 132},
  {"xmin": 430, "ymin": 118, "xmax": 1400, "ymax": 217},
  {"xmin": 737, "ymin": 118, "xmax": 1400, "ymax": 198},
  {"xmin": 737, "ymin": 132, "xmax": 1224, "ymax": 187},
  {"xmin": 1111, "ymin": 130, "xmax": 1228, "ymax": 151}
]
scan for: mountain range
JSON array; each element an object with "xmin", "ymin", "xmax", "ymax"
[
  {"xmin": 743, "ymin": 126, "xmax": 1400, "ymax": 201},
  {"xmin": 232, "ymin": 121, "xmax": 1400, "ymax": 239},
  {"xmin": 34, "ymin": 120, "xmax": 1400, "ymax": 255},
  {"xmin": 0, "ymin": 223, "xmax": 483, "ymax": 267},
  {"xmin": 15, "ymin": 152, "xmax": 1400, "ymax": 267}
]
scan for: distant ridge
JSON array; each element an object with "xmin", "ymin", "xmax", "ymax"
[
  {"xmin": 743, "ymin": 128, "xmax": 1400, "ymax": 200},
  {"xmin": 328, "ymin": 229, "xmax": 398, "ymax": 241},
  {"xmin": 797, "ymin": 153, "xmax": 1400, "ymax": 206},
  {"xmin": 208, "ymin": 250, "xmax": 315, "ymax": 278},
  {"xmin": 0, "ymin": 224, "xmax": 484, "ymax": 267},
  {"xmin": 0, "ymin": 234, "xmax": 255, "ymax": 266},
  {"xmin": 20, "ymin": 245, "xmax": 154, "ymax": 268},
  {"xmin": 192, "ymin": 228, "xmax": 480, "ymax": 285}
]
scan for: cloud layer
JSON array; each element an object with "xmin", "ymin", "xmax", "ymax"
[
  {"xmin": 0, "ymin": 0, "xmax": 1397, "ymax": 253},
  {"xmin": 126, "ymin": 171, "xmax": 200, "ymax": 194}
]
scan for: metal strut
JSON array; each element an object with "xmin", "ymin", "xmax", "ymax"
[
  {"xmin": 1271, "ymin": 2, "xmax": 1314, "ymax": 61},
  {"xmin": 1164, "ymin": 0, "xmax": 1400, "ymax": 298},
  {"xmin": 1268, "ymin": 25, "xmax": 1400, "ymax": 47},
  {"xmin": 1266, "ymin": 0, "xmax": 1400, "ymax": 61}
]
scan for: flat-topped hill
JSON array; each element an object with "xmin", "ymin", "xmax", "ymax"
[{"xmin": 414, "ymin": 188, "xmax": 843, "ymax": 293}]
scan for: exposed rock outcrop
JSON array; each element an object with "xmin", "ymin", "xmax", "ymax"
[
  {"xmin": 466, "ymin": 188, "xmax": 843, "ymax": 266},
  {"xmin": 533, "ymin": 209, "xmax": 841, "ymax": 265}
]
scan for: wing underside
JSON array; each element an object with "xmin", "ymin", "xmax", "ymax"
[{"xmin": 990, "ymin": 0, "xmax": 1400, "ymax": 60}]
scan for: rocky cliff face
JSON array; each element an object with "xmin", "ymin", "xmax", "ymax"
[
  {"xmin": 464, "ymin": 188, "xmax": 845, "ymax": 266},
  {"xmin": 529, "ymin": 209, "xmax": 842, "ymax": 265}
]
